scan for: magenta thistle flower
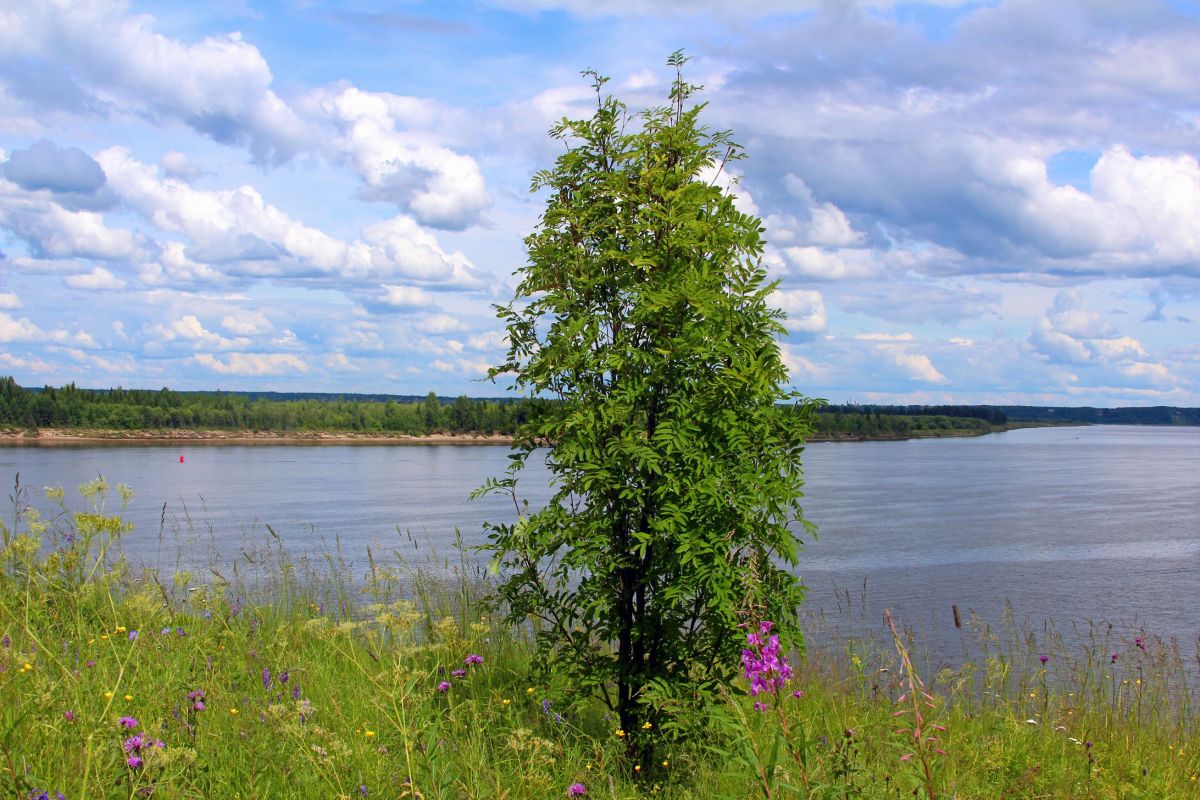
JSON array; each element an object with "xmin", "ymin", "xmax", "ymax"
[
  {"xmin": 63, "ymin": 710, "xmax": 76, "ymax": 722},
  {"xmin": 1110, "ymin": 653, "xmax": 1118, "ymax": 664},
  {"xmin": 451, "ymin": 668, "xmax": 467, "ymax": 678},
  {"xmin": 123, "ymin": 734, "xmax": 144, "ymax": 753},
  {"xmin": 126, "ymin": 755, "xmax": 143, "ymax": 769},
  {"xmin": 464, "ymin": 654, "xmax": 484, "ymax": 666},
  {"xmin": 567, "ymin": 783, "xmax": 587, "ymax": 796},
  {"xmin": 1135, "ymin": 636, "xmax": 1146, "ymax": 650},
  {"xmin": 118, "ymin": 716, "xmax": 138, "ymax": 729},
  {"xmin": 437, "ymin": 681, "xmax": 451, "ymax": 693},
  {"xmin": 1039, "ymin": 654, "xmax": 1049, "ymax": 665}
]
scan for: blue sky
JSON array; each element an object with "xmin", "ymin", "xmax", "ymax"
[{"xmin": 1, "ymin": 0, "xmax": 1199, "ymax": 406}]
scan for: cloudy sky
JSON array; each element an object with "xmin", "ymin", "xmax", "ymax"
[{"xmin": 1, "ymin": 0, "xmax": 1198, "ymax": 405}]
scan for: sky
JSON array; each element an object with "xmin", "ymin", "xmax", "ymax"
[{"xmin": 1, "ymin": 0, "xmax": 1199, "ymax": 406}]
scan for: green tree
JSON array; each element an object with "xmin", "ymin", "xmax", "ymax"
[{"xmin": 480, "ymin": 53, "xmax": 817, "ymax": 768}]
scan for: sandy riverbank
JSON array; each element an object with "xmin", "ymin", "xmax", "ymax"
[{"xmin": 0, "ymin": 427, "xmax": 515, "ymax": 445}]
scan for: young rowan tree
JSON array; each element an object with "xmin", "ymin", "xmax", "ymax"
[{"xmin": 479, "ymin": 52, "xmax": 817, "ymax": 770}]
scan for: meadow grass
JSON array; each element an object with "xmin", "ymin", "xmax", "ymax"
[{"xmin": 1, "ymin": 480, "xmax": 1197, "ymax": 799}]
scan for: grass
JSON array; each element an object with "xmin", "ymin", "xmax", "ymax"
[{"xmin": 1, "ymin": 479, "xmax": 1198, "ymax": 798}]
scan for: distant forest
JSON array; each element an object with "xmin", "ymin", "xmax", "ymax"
[{"xmin": 1, "ymin": 377, "xmax": 1196, "ymax": 436}]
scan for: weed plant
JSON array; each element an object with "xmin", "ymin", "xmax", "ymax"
[{"xmin": 1, "ymin": 480, "xmax": 1197, "ymax": 798}]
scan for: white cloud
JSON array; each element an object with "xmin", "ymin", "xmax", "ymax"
[
  {"xmin": 191, "ymin": 352, "xmax": 309, "ymax": 375},
  {"xmin": 63, "ymin": 266, "xmax": 125, "ymax": 290},
  {"xmin": 148, "ymin": 315, "xmax": 248, "ymax": 350},
  {"xmin": 220, "ymin": 311, "xmax": 272, "ymax": 335},
  {"xmin": 0, "ymin": 292, "xmax": 20, "ymax": 308},
  {"xmin": 770, "ymin": 288, "xmax": 826, "ymax": 333}
]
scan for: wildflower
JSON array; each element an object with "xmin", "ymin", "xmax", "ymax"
[
  {"xmin": 465, "ymin": 654, "xmax": 484, "ymax": 666},
  {"xmin": 64, "ymin": 710, "xmax": 76, "ymax": 722},
  {"xmin": 229, "ymin": 708, "xmax": 239, "ymax": 715},
  {"xmin": 126, "ymin": 755, "xmax": 143, "ymax": 769},
  {"xmin": 791, "ymin": 690, "xmax": 804, "ymax": 699},
  {"xmin": 567, "ymin": 783, "xmax": 587, "ymax": 796},
  {"xmin": 115, "ymin": 626, "xmax": 126, "ymax": 633},
  {"xmin": 292, "ymin": 685, "xmax": 302, "ymax": 701},
  {"xmin": 104, "ymin": 691, "xmax": 114, "ymax": 700},
  {"xmin": 437, "ymin": 681, "xmax": 451, "ymax": 693},
  {"xmin": 451, "ymin": 669, "xmax": 467, "ymax": 678},
  {"xmin": 123, "ymin": 734, "xmax": 145, "ymax": 753},
  {"xmin": 22, "ymin": 662, "xmax": 32, "ymax": 671},
  {"xmin": 634, "ymin": 765, "xmax": 641, "ymax": 772},
  {"xmin": 754, "ymin": 702, "xmax": 768, "ymax": 712},
  {"xmin": 85, "ymin": 660, "xmax": 94, "ymax": 668},
  {"xmin": 662, "ymin": 760, "xmax": 669, "ymax": 768},
  {"xmin": 502, "ymin": 699, "xmax": 511, "ymax": 706},
  {"xmin": 641, "ymin": 721, "xmax": 652, "ymax": 730},
  {"xmin": 526, "ymin": 687, "xmax": 535, "ymax": 695},
  {"xmin": 262, "ymin": 668, "xmax": 272, "ymax": 689},
  {"xmin": 1039, "ymin": 654, "xmax": 1048, "ymax": 665},
  {"xmin": 742, "ymin": 622, "xmax": 793, "ymax": 697},
  {"xmin": 161, "ymin": 628, "xmax": 172, "ymax": 636},
  {"xmin": 1135, "ymin": 637, "xmax": 1146, "ymax": 650},
  {"xmin": 100, "ymin": 635, "xmax": 109, "ymax": 640},
  {"xmin": 128, "ymin": 631, "xmax": 138, "ymax": 641},
  {"xmin": 359, "ymin": 786, "xmax": 368, "ymax": 797},
  {"xmin": 1111, "ymin": 653, "xmax": 1118, "ymax": 664},
  {"xmin": 615, "ymin": 729, "xmax": 626, "ymax": 738},
  {"xmin": 124, "ymin": 694, "xmax": 133, "ymax": 702},
  {"xmin": 279, "ymin": 670, "xmax": 289, "ymax": 684},
  {"xmin": 119, "ymin": 716, "xmax": 138, "ymax": 729},
  {"xmin": 364, "ymin": 730, "xmax": 376, "ymax": 738},
  {"xmin": 0, "ymin": 634, "xmax": 8, "ymax": 648}
]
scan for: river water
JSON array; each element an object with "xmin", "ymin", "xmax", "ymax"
[{"xmin": 2, "ymin": 425, "xmax": 1197, "ymax": 661}]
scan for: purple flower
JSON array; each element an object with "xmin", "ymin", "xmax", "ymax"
[
  {"xmin": 464, "ymin": 654, "xmax": 484, "ymax": 666},
  {"xmin": 451, "ymin": 668, "xmax": 467, "ymax": 678},
  {"xmin": 126, "ymin": 755, "xmax": 143, "ymax": 769},
  {"xmin": 118, "ymin": 716, "xmax": 139, "ymax": 729},
  {"xmin": 161, "ymin": 628, "xmax": 172, "ymax": 636},
  {"xmin": 1135, "ymin": 636, "xmax": 1146, "ymax": 650},
  {"xmin": 128, "ymin": 630, "xmax": 138, "ymax": 641},
  {"xmin": 1, "ymin": 634, "xmax": 10, "ymax": 648},
  {"xmin": 1039, "ymin": 654, "xmax": 1049, "ymax": 665},
  {"xmin": 1111, "ymin": 653, "xmax": 1118, "ymax": 664},
  {"xmin": 123, "ymin": 734, "xmax": 144, "ymax": 753},
  {"xmin": 292, "ymin": 685, "xmax": 302, "ymax": 701},
  {"xmin": 63, "ymin": 710, "xmax": 75, "ymax": 722},
  {"xmin": 567, "ymin": 783, "xmax": 587, "ymax": 796},
  {"xmin": 359, "ymin": 785, "xmax": 368, "ymax": 797},
  {"xmin": 741, "ymin": 623, "xmax": 793, "ymax": 697},
  {"xmin": 754, "ymin": 702, "xmax": 769, "ymax": 712},
  {"xmin": 791, "ymin": 690, "xmax": 804, "ymax": 699},
  {"xmin": 437, "ymin": 681, "xmax": 451, "ymax": 693},
  {"xmin": 279, "ymin": 670, "xmax": 289, "ymax": 684},
  {"xmin": 85, "ymin": 660, "xmax": 94, "ymax": 668},
  {"xmin": 262, "ymin": 667, "xmax": 272, "ymax": 689}
]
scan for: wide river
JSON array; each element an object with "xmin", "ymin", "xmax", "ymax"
[{"xmin": 3, "ymin": 425, "xmax": 1197, "ymax": 660}]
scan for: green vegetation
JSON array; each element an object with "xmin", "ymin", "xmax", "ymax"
[
  {"xmin": 479, "ymin": 54, "xmax": 817, "ymax": 769},
  {"xmin": 2, "ymin": 481, "xmax": 1197, "ymax": 798}
]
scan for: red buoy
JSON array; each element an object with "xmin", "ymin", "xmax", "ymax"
[{"xmin": 179, "ymin": 455, "xmax": 185, "ymax": 463}]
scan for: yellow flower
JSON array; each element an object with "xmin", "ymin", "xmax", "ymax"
[
  {"xmin": 662, "ymin": 760, "xmax": 669, "ymax": 768},
  {"xmin": 124, "ymin": 694, "xmax": 133, "ymax": 702},
  {"xmin": 502, "ymin": 699, "xmax": 511, "ymax": 706},
  {"xmin": 615, "ymin": 729, "xmax": 626, "ymax": 738},
  {"xmin": 634, "ymin": 765, "xmax": 641, "ymax": 772},
  {"xmin": 104, "ymin": 691, "xmax": 114, "ymax": 699},
  {"xmin": 641, "ymin": 721, "xmax": 652, "ymax": 730},
  {"xmin": 365, "ymin": 730, "xmax": 376, "ymax": 738},
  {"xmin": 229, "ymin": 708, "xmax": 239, "ymax": 715},
  {"xmin": 526, "ymin": 687, "xmax": 534, "ymax": 695},
  {"xmin": 22, "ymin": 663, "xmax": 32, "ymax": 671},
  {"xmin": 88, "ymin": 639, "xmax": 95, "ymax": 645},
  {"xmin": 100, "ymin": 634, "xmax": 110, "ymax": 640},
  {"xmin": 115, "ymin": 626, "xmax": 126, "ymax": 633}
]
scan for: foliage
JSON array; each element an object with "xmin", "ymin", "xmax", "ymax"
[{"xmin": 479, "ymin": 53, "xmax": 818, "ymax": 768}]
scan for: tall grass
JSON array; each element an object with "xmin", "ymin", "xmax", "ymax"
[{"xmin": 1, "ymin": 479, "xmax": 1197, "ymax": 798}]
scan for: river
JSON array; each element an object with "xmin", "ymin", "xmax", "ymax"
[{"xmin": 2, "ymin": 425, "xmax": 1197, "ymax": 663}]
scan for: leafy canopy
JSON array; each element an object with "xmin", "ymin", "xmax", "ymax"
[{"xmin": 480, "ymin": 52, "xmax": 817, "ymax": 763}]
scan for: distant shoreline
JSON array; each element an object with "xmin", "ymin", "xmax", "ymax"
[
  {"xmin": 0, "ymin": 428, "xmax": 514, "ymax": 445},
  {"xmin": 0, "ymin": 425, "xmax": 1036, "ymax": 446}
]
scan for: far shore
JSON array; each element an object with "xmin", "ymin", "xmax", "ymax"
[{"xmin": 0, "ymin": 424, "xmax": 1030, "ymax": 446}]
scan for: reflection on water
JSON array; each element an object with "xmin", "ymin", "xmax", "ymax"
[{"xmin": 2, "ymin": 425, "xmax": 1198, "ymax": 660}]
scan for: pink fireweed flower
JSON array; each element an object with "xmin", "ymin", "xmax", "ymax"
[
  {"xmin": 754, "ymin": 702, "xmax": 769, "ymax": 712},
  {"xmin": 741, "ymin": 622, "xmax": 793, "ymax": 697}
]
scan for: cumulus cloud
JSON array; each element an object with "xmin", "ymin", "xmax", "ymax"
[
  {"xmin": 770, "ymin": 288, "xmax": 827, "ymax": 333},
  {"xmin": 314, "ymin": 86, "xmax": 492, "ymax": 229},
  {"xmin": 0, "ymin": 292, "xmax": 20, "ymax": 309},
  {"xmin": 63, "ymin": 266, "xmax": 125, "ymax": 290},
  {"xmin": 191, "ymin": 352, "xmax": 309, "ymax": 375},
  {"xmin": 147, "ymin": 315, "xmax": 249, "ymax": 351},
  {"xmin": 854, "ymin": 331, "xmax": 947, "ymax": 383},
  {"xmin": 2, "ymin": 139, "xmax": 106, "ymax": 193}
]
